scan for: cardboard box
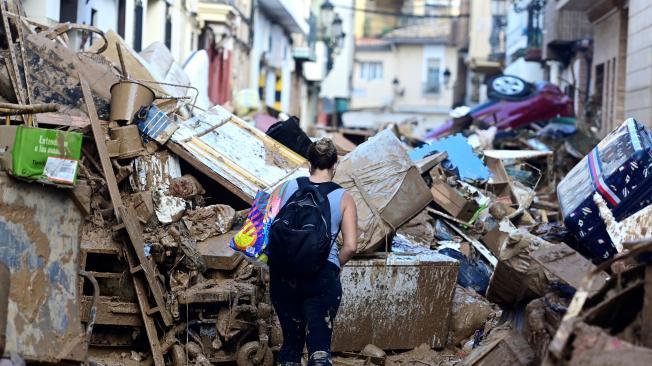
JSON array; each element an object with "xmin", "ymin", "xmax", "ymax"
[
  {"xmin": 485, "ymin": 157, "xmax": 515, "ymax": 205},
  {"xmin": 11, "ymin": 126, "xmax": 82, "ymax": 186},
  {"xmin": 334, "ymin": 130, "xmax": 433, "ymax": 252},
  {"xmin": 197, "ymin": 230, "xmax": 244, "ymax": 271},
  {"xmin": 463, "ymin": 329, "xmax": 534, "ymax": 366},
  {"xmin": 332, "ymin": 253, "xmax": 459, "ymax": 351},
  {"xmin": 430, "ymin": 165, "xmax": 478, "ymax": 221},
  {"xmin": 482, "ymin": 228, "xmax": 509, "ymax": 256},
  {"xmin": 531, "ymin": 243, "xmax": 608, "ymax": 293}
]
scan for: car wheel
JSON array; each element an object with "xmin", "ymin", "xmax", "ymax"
[
  {"xmin": 487, "ymin": 75, "xmax": 531, "ymax": 99},
  {"xmin": 236, "ymin": 341, "xmax": 273, "ymax": 366}
]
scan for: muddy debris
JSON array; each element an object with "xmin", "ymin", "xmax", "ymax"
[{"xmin": 2, "ymin": 4, "xmax": 652, "ymax": 365}]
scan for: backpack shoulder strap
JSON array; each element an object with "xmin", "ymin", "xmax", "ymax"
[
  {"xmin": 295, "ymin": 178, "xmax": 342, "ymax": 205},
  {"xmin": 317, "ymin": 182, "xmax": 342, "ymax": 197},
  {"xmin": 296, "ymin": 176, "xmax": 310, "ymax": 189}
]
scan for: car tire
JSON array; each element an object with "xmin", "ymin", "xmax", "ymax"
[
  {"xmin": 487, "ymin": 75, "xmax": 532, "ymax": 100},
  {"xmin": 236, "ymin": 341, "xmax": 273, "ymax": 366}
]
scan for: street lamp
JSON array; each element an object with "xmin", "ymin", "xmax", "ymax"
[
  {"xmin": 443, "ymin": 68, "xmax": 451, "ymax": 88},
  {"xmin": 331, "ymin": 14, "xmax": 344, "ymax": 51},
  {"xmin": 331, "ymin": 13, "xmax": 343, "ymax": 41},
  {"xmin": 318, "ymin": 0, "xmax": 345, "ymax": 72}
]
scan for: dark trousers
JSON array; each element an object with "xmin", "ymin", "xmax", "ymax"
[{"xmin": 269, "ymin": 262, "xmax": 342, "ymax": 366}]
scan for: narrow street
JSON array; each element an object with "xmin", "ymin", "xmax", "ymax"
[{"xmin": 1, "ymin": 0, "xmax": 652, "ymax": 365}]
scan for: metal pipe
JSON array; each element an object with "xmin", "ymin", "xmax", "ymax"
[
  {"xmin": 0, "ymin": 261, "xmax": 10, "ymax": 357},
  {"xmin": 116, "ymin": 43, "xmax": 129, "ymax": 79},
  {"xmin": 79, "ymin": 270, "xmax": 99, "ymax": 341}
]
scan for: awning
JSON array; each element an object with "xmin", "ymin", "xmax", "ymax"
[
  {"xmin": 259, "ymin": 0, "xmax": 309, "ymax": 35},
  {"xmin": 467, "ymin": 58, "xmax": 502, "ymax": 73}
]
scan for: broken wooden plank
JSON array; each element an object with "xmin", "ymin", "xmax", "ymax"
[
  {"xmin": 80, "ymin": 296, "xmax": 143, "ymax": 327},
  {"xmin": 549, "ymin": 240, "xmax": 652, "ymax": 359},
  {"xmin": 166, "ymin": 140, "xmax": 253, "ymax": 204},
  {"xmin": 10, "ymin": 32, "xmax": 120, "ymax": 120},
  {"xmin": 0, "ymin": 3, "xmax": 26, "ymax": 118},
  {"xmin": 415, "ymin": 151, "xmax": 447, "ymax": 174},
  {"xmin": 426, "ymin": 206, "xmax": 469, "ymax": 226},
  {"xmin": 13, "ymin": 6, "xmax": 35, "ymax": 124},
  {"xmin": 35, "ymin": 112, "xmax": 97, "ymax": 129},
  {"xmin": 583, "ymin": 280, "xmax": 644, "ymax": 324},
  {"xmin": 643, "ymin": 265, "xmax": 652, "ymax": 348},
  {"xmin": 0, "ymin": 102, "xmax": 57, "ymax": 115},
  {"xmin": 80, "ymin": 74, "xmax": 124, "ymax": 220}
]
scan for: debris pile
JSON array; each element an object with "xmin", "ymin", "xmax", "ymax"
[
  {"xmin": 325, "ymin": 109, "xmax": 652, "ymax": 365},
  {"xmin": 0, "ymin": 7, "xmax": 294, "ymax": 365},
  {"xmin": 1, "ymin": 2, "xmax": 652, "ymax": 365}
]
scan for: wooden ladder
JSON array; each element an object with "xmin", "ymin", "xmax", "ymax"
[
  {"xmin": 80, "ymin": 76, "xmax": 171, "ymax": 365},
  {"xmin": 124, "ymin": 242, "xmax": 166, "ymax": 366}
]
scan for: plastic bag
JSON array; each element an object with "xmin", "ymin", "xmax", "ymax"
[
  {"xmin": 230, "ymin": 183, "xmax": 287, "ymax": 261},
  {"xmin": 230, "ymin": 190, "xmax": 272, "ymax": 261}
]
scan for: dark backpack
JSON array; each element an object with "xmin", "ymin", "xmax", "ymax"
[
  {"xmin": 267, "ymin": 177, "xmax": 341, "ymax": 276},
  {"xmin": 266, "ymin": 116, "xmax": 312, "ymax": 158}
]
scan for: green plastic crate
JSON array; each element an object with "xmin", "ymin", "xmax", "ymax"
[{"xmin": 11, "ymin": 126, "xmax": 83, "ymax": 186}]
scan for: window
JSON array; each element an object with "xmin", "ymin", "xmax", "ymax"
[
  {"xmin": 118, "ymin": 0, "xmax": 126, "ymax": 38},
  {"xmin": 165, "ymin": 3, "xmax": 172, "ymax": 50},
  {"xmin": 424, "ymin": 58, "xmax": 441, "ymax": 94},
  {"xmin": 88, "ymin": 9, "xmax": 98, "ymax": 46},
  {"xmin": 359, "ymin": 62, "xmax": 383, "ymax": 81},
  {"xmin": 133, "ymin": 0, "xmax": 143, "ymax": 52}
]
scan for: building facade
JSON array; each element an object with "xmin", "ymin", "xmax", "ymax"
[
  {"xmin": 541, "ymin": 0, "xmax": 592, "ymax": 118},
  {"xmin": 319, "ymin": 0, "xmax": 356, "ymax": 126},
  {"xmin": 350, "ymin": 20, "xmax": 459, "ymax": 130},
  {"xmin": 460, "ymin": 0, "xmax": 507, "ymax": 105},
  {"xmin": 503, "ymin": 1, "xmax": 544, "ymax": 82},
  {"xmin": 22, "ymin": 0, "xmax": 327, "ymax": 122},
  {"xmin": 353, "ymin": 0, "xmax": 404, "ymax": 38},
  {"xmin": 551, "ymin": 0, "xmax": 652, "ymax": 134},
  {"xmin": 24, "ymin": 0, "xmax": 200, "ymax": 63},
  {"xmin": 249, "ymin": 0, "xmax": 309, "ymax": 113}
]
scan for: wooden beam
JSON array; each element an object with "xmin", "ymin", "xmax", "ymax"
[
  {"xmin": 79, "ymin": 75, "xmax": 124, "ymax": 220},
  {"xmin": 13, "ymin": 2, "xmax": 35, "ymax": 124},
  {"xmin": 35, "ymin": 112, "xmax": 98, "ymax": 129},
  {"xmin": 166, "ymin": 141, "xmax": 253, "ymax": 204},
  {"xmin": 643, "ymin": 265, "xmax": 652, "ymax": 348},
  {"xmin": 415, "ymin": 152, "xmax": 447, "ymax": 174},
  {"xmin": 80, "ymin": 296, "xmax": 143, "ymax": 327},
  {"xmin": 0, "ymin": 3, "xmax": 26, "ymax": 121}
]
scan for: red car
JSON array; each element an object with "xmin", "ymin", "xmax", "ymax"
[{"xmin": 425, "ymin": 75, "xmax": 574, "ymax": 140}]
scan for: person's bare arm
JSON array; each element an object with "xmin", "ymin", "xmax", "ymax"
[{"xmin": 338, "ymin": 192, "xmax": 358, "ymax": 266}]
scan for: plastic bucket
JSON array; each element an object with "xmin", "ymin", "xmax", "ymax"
[{"xmin": 109, "ymin": 81, "xmax": 155, "ymax": 122}]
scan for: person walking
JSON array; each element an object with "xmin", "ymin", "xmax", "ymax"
[{"xmin": 267, "ymin": 138, "xmax": 358, "ymax": 366}]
